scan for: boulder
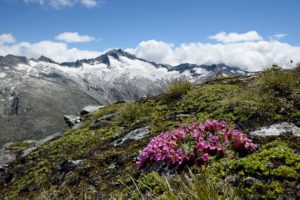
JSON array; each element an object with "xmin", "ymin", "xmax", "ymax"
[
  {"xmin": 80, "ymin": 105, "xmax": 105, "ymax": 116},
  {"xmin": 249, "ymin": 122, "xmax": 300, "ymax": 137},
  {"xmin": 112, "ymin": 126, "xmax": 151, "ymax": 146},
  {"xmin": 64, "ymin": 115, "xmax": 81, "ymax": 128}
]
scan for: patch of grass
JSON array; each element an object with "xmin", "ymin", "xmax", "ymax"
[
  {"xmin": 117, "ymin": 102, "xmax": 153, "ymax": 125},
  {"xmin": 256, "ymin": 67, "xmax": 297, "ymax": 95},
  {"xmin": 122, "ymin": 170, "xmax": 235, "ymax": 200},
  {"xmin": 294, "ymin": 63, "xmax": 300, "ymax": 77},
  {"xmin": 164, "ymin": 77, "xmax": 192, "ymax": 102}
]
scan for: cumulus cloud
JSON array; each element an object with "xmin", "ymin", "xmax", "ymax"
[
  {"xmin": 128, "ymin": 39, "xmax": 300, "ymax": 71},
  {"xmin": 1, "ymin": 31, "xmax": 300, "ymax": 71},
  {"xmin": 209, "ymin": 31, "xmax": 263, "ymax": 43},
  {"xmin": 0, "ymin": 33, "xmax": 16, "ymax": 44},
  {"xmin": 55, "ymin": 32, "xmax": 95, "ymax": 43},
  {"xmin": 0, "ymin": 37, "xmax": 101, "ymax": 63},
  {"xmin": 24, "ymin": 0, "xmax": 100, "ymax": 9}
]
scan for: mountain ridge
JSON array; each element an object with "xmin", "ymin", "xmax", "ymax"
[{"xmin": 0, "ymin": 49, "xmax": 251, "ymax": 148}]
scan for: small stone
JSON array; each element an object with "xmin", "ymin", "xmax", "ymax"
[
  {"xmin": 89, "ymin": 121, "xmax": 111, "ymax": 130},
  {"xmin": 243, "ymin": 177, "xmax": 258, "ymax": 187},
  {"xmin": 99, "ymin": 113, "xmax": 117, "ymax": 121},
  {"xmin": 57, "ymin": 160, "xmax": 83, "ymax": 172},
  {"xmin": 80, "ymin": 105, "xmax": 105, "ymax": 116},
  {"xmin": 108, "ymin": 164, "xmax": 116, "ymax": 170},
  {"xmin": 225, "ymin": 174, "xmax": 240, "ymax": 186}
]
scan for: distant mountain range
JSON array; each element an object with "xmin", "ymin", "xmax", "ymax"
[{"xmin": 0, "ymin": 49, "xmax": 250, "ymax": 146}]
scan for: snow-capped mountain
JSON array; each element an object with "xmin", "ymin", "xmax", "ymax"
[{"xmin": 0, "ymin": 49, "xmax": 250, "ymax": 146}]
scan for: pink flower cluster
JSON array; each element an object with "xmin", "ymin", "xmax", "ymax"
[{"xmin": 137, "ymin": 120, "xmax": 257, "ymax": 168}]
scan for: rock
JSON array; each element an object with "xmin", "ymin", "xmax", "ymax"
[
  {"xmin": 57, "ymin": 160, "xmax": 83, "ymax": 173},
  {"xmin": 225, "ymin": 175, "xmax": 240, "ymax": 186},
  {"xmin": 80, "ymin": 105, "xmax": 105, "ymax": 116},
  {"xmin": 64, "ymin": 115, "xmax": 81, "ymax": 128},
  {"xmin": 21, "ymin": 132, "xmax": 63, "ymax": 158},
  {"xmin": 176, "ymin": 114, "xmax": 191, "ymax": 119},
  {"xmin": 89, "ymin": 121, "xmax": 111, "ymax": 130},
  {"xmin": 112, "ymin": 126, "xmax": 151, "ymax": 146},
  {"xmin": 61, "ymin": 171, "xmax": 79, "ymax": 187},
  {"xmin": 99, "ymin": 113, "xmax": 117, "ymax": 121},
  {"xmin": 0, "ymin": 143, "xmax": 17, "ymax": 166},
  {"xmin": 108, "ymin": 164, "xmax": 116, "ymax": 170},
  {"xmin": 249, "ymin": 122, "xmax": 300, "ymax": 137},
  {"xmin": 243, "ymin": 177, "xmax": 258, "ymax": 187},
  {"xmin": 0, "ymin": 166, "xmax": 6, "ymax": 173}
]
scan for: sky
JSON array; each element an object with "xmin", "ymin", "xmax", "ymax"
[{"xmin": 1, "ymin": 0, "xmax": 300, "ymax": 71}]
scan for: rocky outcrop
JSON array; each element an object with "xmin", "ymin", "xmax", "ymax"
[
  {"xmin": 0, "ymin": 132, "xmax": 63, "ymax": 167},
  {"xmin": 249, "ymin": 122, "xmax": 300, "ymax": 137}
]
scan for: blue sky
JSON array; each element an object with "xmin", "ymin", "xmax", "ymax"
[
  {"xmin": 1, "ymin": 0, "xmax": 300, "ymax": 70},
  {"xmin": 1, "ymin": 0, "xmax": 300, "ymax": 49}
]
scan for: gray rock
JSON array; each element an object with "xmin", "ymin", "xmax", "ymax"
[
  {"xmin": 225, "ymin": 174, "xmax": 240, "ymax": 186},
  {"xmin": 176, "ymin": 114, "xmax": 191, "ymax": 118},
  {"xmin": 249, "ymin": 122, "xmax": 300, "ymax": 137},
  {"xmin": 112, "ymin": 126, "xmax": 151, "ymax": 146},
  {"xmin": 80, "ymin": 105, "xmax": 105, "ymax": 115},
  {"xmin": 0, "ymin": 132, "xmax": 63, "ymax": 166},
  {"xmin": 58, "ymin": 160, "xmax": 83, "ymax": 172},
  {"xmin": 22, "ymin": 132, "xmax": 63, "ymax": 157},
  {"xmin": 64, "ymin": 115, "xmax": 81, "ymax": 128},
  {"xmin": 99, "ymin": 113, "xmax": 117, "ymax": 121},
  {"xmin": 243, "ymin": 177, "xmax": 258, "ymax": 187},
  {"xmin": 89, "ymin": 121, "xmax": 111, "ymax": 130}
]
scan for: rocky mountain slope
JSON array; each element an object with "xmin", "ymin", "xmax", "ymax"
[
  {"xmin": 0, "ymin": 50, "xmax": 249, "ymax": 147},
  {"xmin": 0, "ymin": 66, "xmax": 299, "ymax": 199}
]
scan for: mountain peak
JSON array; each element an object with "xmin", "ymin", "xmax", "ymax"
[
  {"xmin": 38, "ymin": 55, "xmax": 58, "ymax": 64},
  {"xmin": 104, "ymin": 49, "xmax": 136, "ymax": 60},
  {"xmin": 0, "ymin": 54, "xmax": 29, "ymax": 67}
]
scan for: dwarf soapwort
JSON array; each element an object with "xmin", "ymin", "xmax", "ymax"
[{"xmin": 137, "ymin": 120, "xmax": 257, "ymax": 168}]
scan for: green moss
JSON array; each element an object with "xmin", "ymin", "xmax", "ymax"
[
  {"xmin": 272, "ymin": 166, "xmax": 297, "ymax": 178},
  {"xmin": 230, "ymin": 141, "xmax": 300, "ymax": 179}
]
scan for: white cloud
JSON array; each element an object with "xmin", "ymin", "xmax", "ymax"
[
  {"xmin": 55, "ymin": 32, "xmax": 95, "ymax": 43},
  {"xmin": 24, "ymin": 0, "xmax": 100, "ymax": 9},
  {"xmin": 129, "ymin": 39, "xmax": 300, "ymax": 72},
  {"xmin": 81, "ymin": 0, "xmax": 97, "ymax": 8},
  {"xmin": 273, "ymin": 33, "xmax": 288, "ymax": 39},
  {"xmin": 0, "ymin": 37, "xmax": 101, "ymax": 63},
  {"xmin": 0, "ymin": 33, "xmax": 16, "ymax": 44},
  {"xmin": 209, "ymin": 31, "xmax": 263, "ymax": 43},
  {"xmin": 1, "ymin": 31, "xmax": 300, "ymax": 72}
]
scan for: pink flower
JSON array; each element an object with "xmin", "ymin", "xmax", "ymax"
[{"xmin": 137, "ymin": 120, "xmax": 257, "ymax": 169}]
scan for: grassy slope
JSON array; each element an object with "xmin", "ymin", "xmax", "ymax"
[{"xmin": 0, "ymin": 67, "xmax": 300, "ymax": 199}]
